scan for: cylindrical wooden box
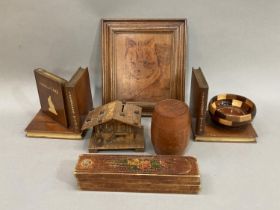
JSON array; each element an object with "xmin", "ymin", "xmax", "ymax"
[{"xmin": 151, "ymin": 99, "xmax": 191, "ymax": 155}]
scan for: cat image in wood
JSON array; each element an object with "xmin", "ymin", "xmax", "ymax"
[{"xmin": 123, "ymin": 38, "xmax": 171, "ymax": 101}]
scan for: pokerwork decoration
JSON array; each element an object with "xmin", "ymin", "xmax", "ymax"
[{"xmin": 102, "ymin": 19, "xmax": 187, "ymax": 115}]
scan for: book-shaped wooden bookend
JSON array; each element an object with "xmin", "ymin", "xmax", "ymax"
[
  {"xmin": 25, "ymin": 67, "xmax": 93, "ymax": 140},
  {"xmin": 190, "ymin": 68, "xmax": 257, "ymax": 142},
  {"xmin": 82, "ymin": 101, "xmax": 145, "ymax": 152}
]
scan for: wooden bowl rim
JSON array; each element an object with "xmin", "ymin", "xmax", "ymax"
[{"xmin": 208, "ymin": 93, "xmax": 256, "ymax": 126}]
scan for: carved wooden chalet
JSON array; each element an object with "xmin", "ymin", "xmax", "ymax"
[{"xmin": 82, "ymin": 101, "xmax": 145, "ymax": 152}]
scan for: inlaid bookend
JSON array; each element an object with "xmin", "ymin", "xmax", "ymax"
[
  {"xmin": 25, "ymin": 67, "xmax": 93, "ymax": 139},
  {"xmin": 82, "ymin": 101, "xmax": 145, "ymax": 152},
  {"xmin": 190, "ymin": 68, "xmax": 257, "ymax": 142},
  {"xmin": 74, "ymin": 154, "xmax": 200, "ymax": 194}
]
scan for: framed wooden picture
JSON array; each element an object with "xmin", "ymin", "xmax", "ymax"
[{"xmin": 102, "ymin": 19, "xmax": 187, "ymax": 116}]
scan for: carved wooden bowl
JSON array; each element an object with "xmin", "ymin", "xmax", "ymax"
[{"xmin": 208, "ymin": 94, "xmax": 256, "ymax": 127}]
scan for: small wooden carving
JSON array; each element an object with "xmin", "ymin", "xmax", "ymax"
[
  {"xmin": 190, "ymin": 68, "xmax": 257, "ymax": 142},
  {"xmin": 82, "ymin": 101, "xmax": 145, "ymax": 152},
  {"xmin": 74, "ymin": 154, "xmax": 200, "ymax": 194}
]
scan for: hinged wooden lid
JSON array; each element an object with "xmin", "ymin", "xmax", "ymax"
[{"xmin": 75, "ymin": 154, "xmax": 199, "ymax": 177}]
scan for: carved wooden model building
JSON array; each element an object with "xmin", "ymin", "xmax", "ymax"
[{"xmin": 82, "ymin": 101, "xmax": 145, "ymax": 152}]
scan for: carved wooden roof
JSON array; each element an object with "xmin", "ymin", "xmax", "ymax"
[{"xmin": 81, "ymin": 101, "xmax": 142, "ymax": 130}]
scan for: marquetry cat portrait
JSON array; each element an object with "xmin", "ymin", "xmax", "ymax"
[{"xmin": 115, "ymin": 35, "xmax": 172, "ymax": 102}]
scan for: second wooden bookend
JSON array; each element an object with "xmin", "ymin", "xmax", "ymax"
[
  {"xmin": 190, "ymin": 67, "xmax": 257, "ymax": 142},
  {"xmin": 82, "ymin": 101, "xmax": 145, "ymax": 152}
]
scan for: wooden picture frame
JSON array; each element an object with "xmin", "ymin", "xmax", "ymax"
[{"xmin": 102, "ymin": 19, "xmax": 187, "ymax": 116}]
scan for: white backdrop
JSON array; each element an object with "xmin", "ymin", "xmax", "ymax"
[{"xmin": 0, "ymin": 0, "xmax": 280, "ymax": 209}]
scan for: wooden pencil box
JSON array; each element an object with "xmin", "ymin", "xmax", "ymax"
[{"xmin": 74, "ymin": 154, "xmax": 200, "ymax": 194}]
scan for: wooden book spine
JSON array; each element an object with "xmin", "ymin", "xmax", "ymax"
[
  {"xmin": 65, "ymin": 87, "xmax": 80, "ymax": 133},
  {"xmin": 190, "ymin": 68, "xmax": 209, "ymax": 136},
  {"xmin": 196, "ymin": 89, "xmax": 208, "ymax": 135}
]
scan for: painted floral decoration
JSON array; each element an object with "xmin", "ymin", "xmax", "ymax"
[{"xmin": 116, "ymin": 158, "xmax": 166, "ymax": 172}]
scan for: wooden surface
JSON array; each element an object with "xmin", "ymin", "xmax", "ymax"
[
  {"xmin": 34, "ymin": 69, "xmax": 68, "ymax": 127},
  {"xmin": 102, "ymin": 19, "xmax": 187, "ymax": 116},
  {"xmin": 194, "ymin": 113, "xmax": 257, "ymax": 142},
  {"xmin": 190, "ymin": 68, "xmax": 209, "ymax": 135},
  {"xmin": 25, "ymin": 110, "xmax": 83, "ymax": 139},
  {"xmin": 74, "ymin": 154, "xmax": 200, "ymax": 194},
  {"xmin": 151, "ymin": 99, "xmax": 191, "ymax": 155}
]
